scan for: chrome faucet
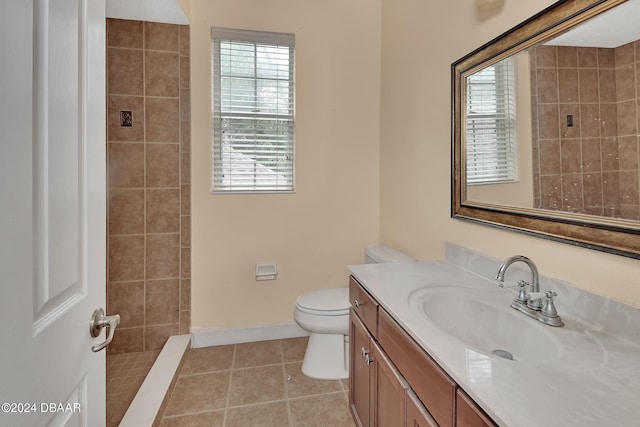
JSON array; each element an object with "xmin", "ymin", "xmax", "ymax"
[
  {"xmin": 496, "ymin": 255, "xmax": 563, "ymax": 327},
  {"xmin": 495, "ymin": 255, "xmax": 541, "ymax": 310}
]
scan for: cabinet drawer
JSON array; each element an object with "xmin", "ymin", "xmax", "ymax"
[
  {"xmin": 378, "ymin": 308, "xmax": 456, "ymax": 427},
  {"xmin": 456, "ymin": 389, "xmax": 497, "ymax": 427},
  {"xmin": 349, "ymin": 276, "xmax": 379, "ymax": 337}
]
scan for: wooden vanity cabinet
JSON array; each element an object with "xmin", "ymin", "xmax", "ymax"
[
  {"xmin": 349, "ymin": 311, "xmax": 373, "ymax": 427},
  {"xmin": 407, "ymin": 390, "xmax": 438, "ymax": 427},
  {"xmin": 349, "ymin": 275, "xmax": 498, "ymax": 427},
  {"xmin": 456, "ymin": 390, "xmax": 497, "ymax": 427}
]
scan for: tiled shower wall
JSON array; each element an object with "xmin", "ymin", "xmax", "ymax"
[
  {"xmin": 531, "ymin": 42, "xmax": 640, "ymax": 220},
  {"xmin": 106, "ymin": 19, "xmax": 191, "ymax": 354}
]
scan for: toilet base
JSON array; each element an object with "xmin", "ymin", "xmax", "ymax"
[{"xmin": 301, "ymin": 333, "xmax": 349, "ymax": 380}]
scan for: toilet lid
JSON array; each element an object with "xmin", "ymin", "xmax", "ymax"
[{"xmin": 296, "ymin": 288, "xmax": 349, "ymax": 313}]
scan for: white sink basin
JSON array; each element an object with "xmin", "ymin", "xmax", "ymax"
[{"xmin": 408, "ymin": 286, "xmax": 562, "ymax": 363}]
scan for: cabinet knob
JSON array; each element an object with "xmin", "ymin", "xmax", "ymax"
[
  {"xmin": 353, "ymin": 299, "xmax": 362, "ymax": 308},
  {"xmin": 361, "ymin": 347, "xmax": 369, "ymax": 358},
  {"xmin": 365, "ymin": 354, "xmax": 375, "ymax": 366}
]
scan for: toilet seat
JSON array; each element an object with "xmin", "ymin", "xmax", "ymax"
[{"xmin": 295, "ymin": 288, "xmax": 349, "ymax": 316}]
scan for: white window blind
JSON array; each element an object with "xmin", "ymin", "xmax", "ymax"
[
  {"xmin": 211, "ymin": 28, "xmax": 295, "ymax": 193},
  {"xmin": 465, "ymin": 57, "xmax": 518, "ymax": 185}
]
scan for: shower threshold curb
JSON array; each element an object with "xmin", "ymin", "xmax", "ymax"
[{"xmin": 119, "ymin": 334, "xmax": 191, "ymax": 427}]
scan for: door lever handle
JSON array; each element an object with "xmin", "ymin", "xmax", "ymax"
[{"xmin": 90, "ymin": 308, "xmax": 120, "ymax": 352}]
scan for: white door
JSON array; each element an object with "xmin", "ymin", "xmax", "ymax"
[{"xmin": 0, "ymin": 0, "xmax": 108, "ymax": 426}]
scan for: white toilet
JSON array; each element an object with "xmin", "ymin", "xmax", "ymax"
[{"xmin": 293, "ymin": 244, "xmax": 414, "ymax": 379}]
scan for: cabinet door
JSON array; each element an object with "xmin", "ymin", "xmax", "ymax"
[
  {"xmin": 350, "ymin": 311, "xmax": 374, "ymax": 427},
  {"xmin": 372, "ymin": 341, "xmax": 409, "ymax": 426},
  {"xmin": 456, "ymin": 389, "xmax": 497, "ymax": 427},
  {"xmin": 407, "ymin": 390, "xmax": 438, "ymax": 427},
  {"xmin": 378, "ymin": 309, "xmax": 456, "ymax": 427}
]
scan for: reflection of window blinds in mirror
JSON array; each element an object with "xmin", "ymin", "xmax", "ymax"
[{"xmin": 466, "ymin": 58, "xmax": 518, "ymax": 185}]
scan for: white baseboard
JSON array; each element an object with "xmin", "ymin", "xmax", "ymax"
[{"xmin": 190, "ymin": 322, "xmax": 309, "ymax": 348}]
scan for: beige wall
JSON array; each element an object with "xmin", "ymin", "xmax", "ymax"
[
  {"xmin": 190, "ymin": 0, "xmax": 382, "ymax": 329},
  {"xmin": 380, "ymin": 0, "xmax": 640, "ymax": 308}
]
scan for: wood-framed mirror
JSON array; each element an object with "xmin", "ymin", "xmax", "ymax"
[{"xmin": 452, "ymin": 0, "xmax": 640, "ymax": 259}]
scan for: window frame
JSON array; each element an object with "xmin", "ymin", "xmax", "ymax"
[
  {"xmin": 210, "ymin": 27, "xmax": 296, "ymax": 194},
  {"xmin": 465, "ymin": 57, "xmax": 518, "ymax": 186}
]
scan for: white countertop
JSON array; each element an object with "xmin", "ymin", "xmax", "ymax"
[{"xmin": 348, "ymin": 260, "xmax": 640, "ymax": 427}]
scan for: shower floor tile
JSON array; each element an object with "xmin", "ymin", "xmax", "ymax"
[
  {"xmin": 160, "ymin": 337, "xmax": 356, "ymax": 427},
  {"xmin": 106, "ymin": 349, "xmax": 160, "ymax": 427}
]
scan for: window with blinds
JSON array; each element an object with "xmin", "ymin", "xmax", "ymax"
[
  {"xmin": 211, "ymin": 28, "xmax": 295, "ymax": 193},
  {"xmin": 465, "ymin": 57, "xmax": 518, "ymax": 185}
]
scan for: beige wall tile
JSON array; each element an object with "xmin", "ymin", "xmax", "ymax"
[
  {"xmin": 598, "ymin": 48, "xmax": 615, "ymax": 69},
  {"xmin": 108, "ymin": 48, "xmax": 144, "ymax": 95},
  {"xmin": 107, "ymin": 281, "xmax": 144, "ymax": 328},
  {"xmin": 615, "ymin": 41, "xmax": 635, "ymax": 66},
  {"xmin": 146, "ymin": 143, "xmax": 180, "ymax": 188},
  {"xmin": 180, "ymin": 56, "xmax": 190, "ymax": 89},
  {"xmin": 181, "ymin": 247, "xmax": 190, "ymax": 279},
  {"xmin": 145, "ymin": 51, "xmax": 179, "ymax": 97},
  {"xmin": 557, "ymin": 68, "xmax": 578, "ymax": 103},
  {"xmin": 146, "ymin": 233, "xmax": 180, "ymax": 279},
  {"xmin": 535, "ymin": 45, "xmax": 556, "ymax": 68},
  {"xmin": 107, "ymin": 96, "xmax": 145, "ymax": 142},
  {"xmin": 146, "ymin": 98, "xmax": 179, "ymax": 142},
  {"xmin": 598, "ymin": 69, "xmax": 616, "ymax": 102},
  {"xmin": 537, "ymin": 68, "xmax": 558, "ymax": 103},
  {"xmin": 560, "ymin": 139, "xmax": 581, "ymax": 174},
  {"xmin": 181, "ymin": 184, "xmax": 191, "ymax": 215},
  {"xmin": 146, "ymin": 189, "xmax": 180, "ymax": 233},
  {"xmin": 109, "ymin": 327, "xmax": 144, "ymax": 354},
  {"xmin": 145, "ymin": 279, "xmax": 180, "ymax": 324},
  {"xmin": 556, "ymin": 46, "xmax": 577, "ymax": 68},
  {"xmin": 615, "ymin": 64, "xmax": 636, "ymax": 102},
  {"xmin": 617, "ymin": 99, "xmax": 637, "ymax": 136},
  {"xmin": 581, "ymin": 138, "xmax": 602, "ymax": 173},
  {"xmin": 577, "ymin": 47, "xmax": 598, "ymax": 68},
  {"xmin": 181, "ymin": 216, "xmax": 190, "ymax": 248},
  {"xmin": 108, "ymin": 142, "xmax": 145, "ymax": 188},
  {"xmin": 179, "ymin": 25, "xmax": 190, "ymax": 57},
  {"xmin": 179, "ymin": 310, "xmax": 190, "ymax": 334},
  {"xmin": 583, "ymin": 173, "xmax": 604, "ymax": 208},
  {"xmin": 180, "ymin": 121, "xmax": 190, "ymax": 153},
  {"xmin": 144, "ymin": 323, "xmax": 179, "ymax": 351},
  {"xmin": 107, "ymin": 19, "xmax": 143, "ymax": 49},
  {"xmin": 181, "ymin": 152, "xmax": 190, "ymax": 184},
  {"xmin": 538, "ymin": 104, "xmax": 560, "ymax": 139},
  {"xmin": 560, "ymin": 173, "xmax": 583, "ymax": 211},
  {"xmin": 109, "ymin": 235, "xmax": 145, "ymax": 282},
  {"xmin": 145, "ymin": 22, "xmax": 179, "ymax": 52},
  {"xmin": 109, "ymin": 189, "xmax": 144, "ymax": 235},
  {"xmin": 180, "ymin": 279, "xmax": 191, "ymax": 310},
  {"xmin": 578, "ymin": 68, "xmax": 599, "ymax": 102}
]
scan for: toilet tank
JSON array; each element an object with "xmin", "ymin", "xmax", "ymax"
[{"xmin": 364, "ymin": 244, "xmax": 415, "ymax": 264}]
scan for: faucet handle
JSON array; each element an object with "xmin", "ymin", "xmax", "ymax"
[
  {"xmin": 542, "ymin": 291, "xmax": 559, "ymax": 317},
  {"xmin": 514, "ymin": 280, "xmax": 530, "ymax": 304}
]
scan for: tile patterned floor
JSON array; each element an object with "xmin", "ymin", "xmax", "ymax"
[
  {"xmin": 160, "ymin": 337, "xmax": 356, "ymax": 426},
  {"xmin": 106, "ymin": 350, "xmax": 161, "ymax": 427}
]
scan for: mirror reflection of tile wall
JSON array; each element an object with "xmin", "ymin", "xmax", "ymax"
[{"xmin": 531, "ymin": 42, "xmax": 640, "ymax": 220}]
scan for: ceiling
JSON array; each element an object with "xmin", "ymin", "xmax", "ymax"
[
  {"xmin": 546, "ymin": 0, "xmax": 640, "ymax": 48},
  {"xmin": 106, "ymin": 0, "xmax": 188, "ymax": 25}
]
